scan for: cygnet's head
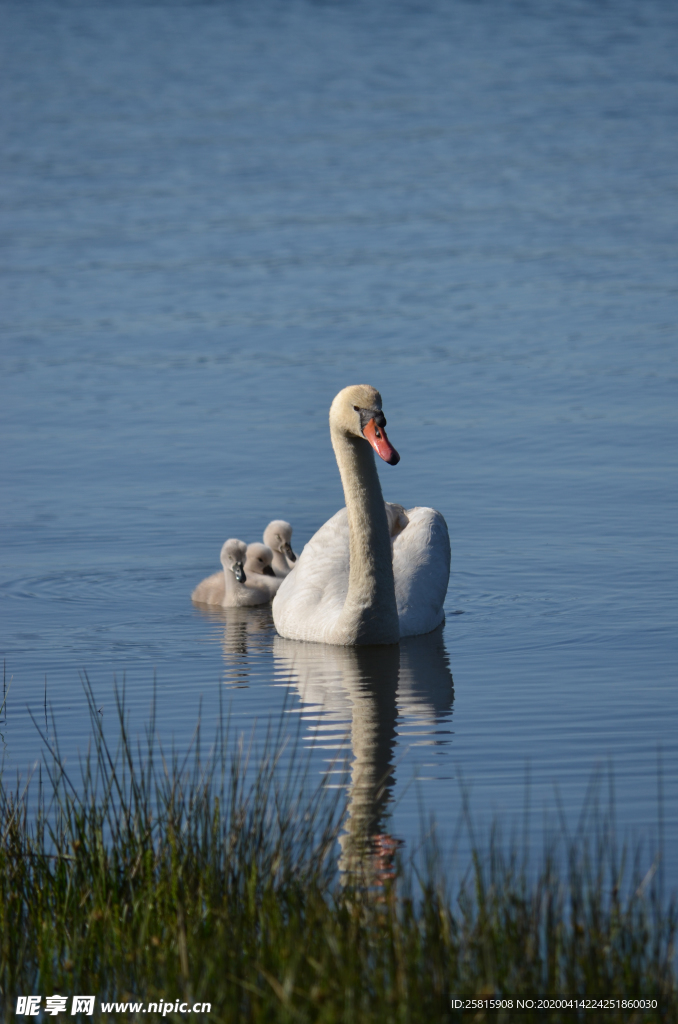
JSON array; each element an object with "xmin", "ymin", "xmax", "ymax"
[
  {"xmin": 385, "ymin": 502, "xmax": 409, "ymax": 538},
  {"xmin": 329, "ymin": 385, "xmax": 400, "ymax": 465},
  {"xmin": 220, "ymin": 538, "xmax": 247, "ymax": 582},
  {"xmin": 263, "ymin": 520, "xmax": 296, "ymax": 563},
  {"xmin": 244, "ymin": 542, "xmax": 276, "ymax": 577}
]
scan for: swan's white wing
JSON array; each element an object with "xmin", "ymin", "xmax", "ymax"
[
  {"xmin": 393, "ymin": 507, "xmax": 450, "ymax": 637},
  {"xmin": 272, "ymin": 508, "xmax": 350, "ymax": 642}
]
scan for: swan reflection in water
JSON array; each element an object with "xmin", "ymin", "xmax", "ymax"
[
  {"xmin": 195, "ymin": 603, "xmax": 454, "ymax": 880},
  {"xmin": 193, "ymin": 604, "xmax": 273, "ymax": 688},
  {"xmin": 273, "ymin": 627, "xmax": 454, "ymax": 882}
]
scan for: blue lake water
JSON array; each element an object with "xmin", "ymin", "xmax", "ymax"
[{"xmin": 1, "ymin": 0, "xmax": 677, "ymax": 882}]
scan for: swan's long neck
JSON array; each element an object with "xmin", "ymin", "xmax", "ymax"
[{"xmin": 331, "ymin": 427, "xmax": 399, "ymax": 644}]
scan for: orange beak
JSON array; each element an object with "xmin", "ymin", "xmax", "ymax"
[{"xmin": 363, "ymin": 418, "xmax": 400, "ymax": 465}]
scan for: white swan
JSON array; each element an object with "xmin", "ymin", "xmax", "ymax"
[
  {"xmin": 272, "ymin": 385, "xmax": 450, "ymax": 645},
  {"xmin": 191, "ymin": 539, "xmax": 271, "ymax": 608},
  {"xmin": 244, "ymin": 542, "xmax": 283, "ymax": 598},
  {"xmin": 262, "ymin": 520, "xmax": 297, "ymax": 577}
]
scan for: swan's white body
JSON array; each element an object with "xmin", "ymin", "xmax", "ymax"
[
  {"xmin": 273, "ymin": 385, "xmax": 450, "ymax": 645},
  {"xmin": 273, "ymin": 505, "xmax": 449, "ymax": 642}
]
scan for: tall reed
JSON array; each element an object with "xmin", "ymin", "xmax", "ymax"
[{"xmin": 0, "ymin": 683, "xmax": 675, "ymax": 1022}]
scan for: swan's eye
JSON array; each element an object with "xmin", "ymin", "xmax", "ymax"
[{"xmin": 353, "ymin": 406, "xmax": 360, "ymax": 412}]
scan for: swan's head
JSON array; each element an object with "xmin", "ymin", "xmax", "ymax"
[
  {"xmin": 263, "ymin": 520, "xmax": 296, "ymax": 562},
  {"xmin": 220, "ymin": 538, "xmax": 247, "ymax": 582},
  {"xmin": 329, "ymin": 384, "xmax": 400, "ymax": 465},
  {"xmin": 245, "ymin": 542, "xmax": 276, "ymax": 577}
]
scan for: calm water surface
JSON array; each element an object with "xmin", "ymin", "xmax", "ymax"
[{"xmin": 1, "ymin": 0, "xmax": 677, "ymax": 878}]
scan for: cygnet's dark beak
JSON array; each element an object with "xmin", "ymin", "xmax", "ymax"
[
  {"xmin": 262, "ymin": 564, "xmax": 276, "ymax": 577},
  {"xmin": 283, "ymin": 542, "xmax": 297, "ymax": 562},
  {"xmin": 233, "ymin": 562, "xmax": 246, "ymax": 583}
]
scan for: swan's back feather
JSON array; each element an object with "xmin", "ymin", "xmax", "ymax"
[{"xmin": 393, "ymin": 507, "xmax": 450, "ymax": 636}]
